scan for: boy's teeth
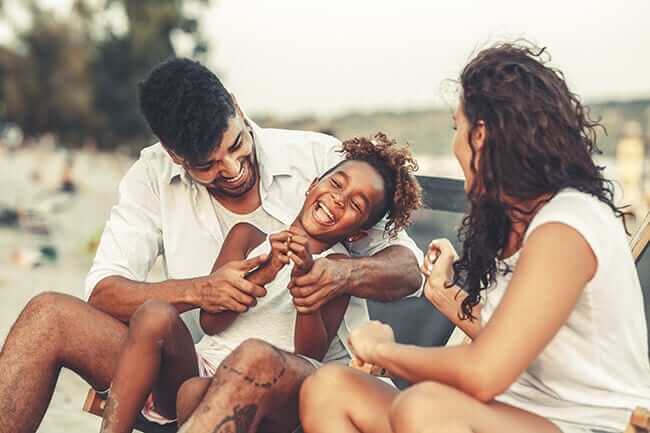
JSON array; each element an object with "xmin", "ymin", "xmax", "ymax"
[{"xmin": 320, "ymin": 202, "xmax": 334, "ymax": 221}]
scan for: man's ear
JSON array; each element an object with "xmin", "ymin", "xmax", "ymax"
[
  {"xmin": 346, "ymin": 230, "xmax": 368, "ymax": 243},
  {"xmin": 163, "ymin": 146, "xmax": 184, "ymax": 165},
  {"xmin": 231, "ymin": 93, "xmax": 244, "ymax": 117}
]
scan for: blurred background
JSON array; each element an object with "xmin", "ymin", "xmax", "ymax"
[{"xmin": 0, "ymin": 1, "xmax": 648, "ymax": 431}]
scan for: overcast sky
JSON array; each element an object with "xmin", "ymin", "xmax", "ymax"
[
  {"xmin": 201, "ymin": 0, "xmax": 650, "ymax": 117},
  {"xmin": 3, "ymin": 0, "xmax": 649, "ymax": 118}
]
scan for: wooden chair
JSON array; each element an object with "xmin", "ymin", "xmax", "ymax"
[{"xmin": 626, "ymin": 212, "xmax": 650, "ymax": 433}]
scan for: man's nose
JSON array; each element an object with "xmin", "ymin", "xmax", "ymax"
[{"xmin": 220, "ymin": 157, "xmax": 241, "ymax": 178}]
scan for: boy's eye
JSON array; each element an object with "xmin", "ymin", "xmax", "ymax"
[
  {"xmin": 330, "ymin": 178, "xmax": 341, "ymax": 188},
  {"xmin": 351, "ymin": 201, "xmax": 362, "ymax": 212}
]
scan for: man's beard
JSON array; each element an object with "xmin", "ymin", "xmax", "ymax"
[{"xmin": 206, "ymin": 156, "xmax": 258, "ymax": 198}]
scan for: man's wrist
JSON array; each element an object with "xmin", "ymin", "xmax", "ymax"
[
  {"xmin": 184, "ymin": 277, "xmax": 204, "ymax": 306},
  {"xmin": 330, "ymin": 256, "xmax": 355, "ymax": 295}
]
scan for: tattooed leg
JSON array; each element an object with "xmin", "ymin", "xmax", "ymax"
[{"xmin": 178, "ymin": 338, "xmax": 315, "ymax": 433}]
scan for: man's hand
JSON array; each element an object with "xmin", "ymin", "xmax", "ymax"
[
  {"xmin": 288, "ymin": 257, "xmax": 351, "ymax": 313},
  {"xmin": 286, "ymin": 226, "xmax": 314, "ymax": 278},
  {"xmin": 191, "ymin": 255, "xmax": 268, "ymax": 313},
  {"xmin": 348, "ymin": 320, "xmax": 395, "ymax": 365}
]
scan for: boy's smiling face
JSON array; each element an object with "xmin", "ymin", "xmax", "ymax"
[{"xmin": 298, "ymin": 160, "xmax": 386, "ymax": 244}]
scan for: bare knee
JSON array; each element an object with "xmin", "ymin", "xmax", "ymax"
[
  {"xmin": 16, "ymin": 292, "xmax": 81, "ymax": 340},
  {"xmin": 299, "ymin": 364, "xmax": 354, "ymax": 429},
  {"xmin": 390, "ymin": 382, "xmax": 463, "ymax": 433},
  {"xmin": 226, "ymin": 338, "xmax": 283, "ymax": 371},
  {"xmin": 128, "ymin": 300, "xmax": 180, "ymax": 342},
  {"xmin": 176, "ymin": 377, "xmax": 211, "ymax": 426}
]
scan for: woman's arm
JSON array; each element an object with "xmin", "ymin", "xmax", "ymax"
[
  {"xmin": 422, "ymin": 239, "xmax": 482, "ymax": 339},
  {"xmin": 352, "ymin": 223, "xmax": 596, "ymax": 402}
]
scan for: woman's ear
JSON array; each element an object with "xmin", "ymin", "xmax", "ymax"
[
  {"xmin": 472, "ymin": 120, "xmax": 486, "ymax": 152},
  {"xmin": 346, "ymin": 230, "xmax": 368, "ymax": 243}
]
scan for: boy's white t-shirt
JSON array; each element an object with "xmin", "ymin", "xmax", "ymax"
[
  {"xmin": 481, "ymin": 189, "xmax": 650, "ymax": 433},
  {"xmin": 194, "ymin": 234, "xmax": 350, "ymax": 367}
]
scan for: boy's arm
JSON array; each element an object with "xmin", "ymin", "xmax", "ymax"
[
  {"xmin": 200, "ymin": 223, "xmax": 265, "ymax": 335},
  {"xmin": 292, "ymin": 247, "xmax": 350, "ymax": 360}
]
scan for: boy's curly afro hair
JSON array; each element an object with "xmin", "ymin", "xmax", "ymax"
[{"xmin": 340, "ymin": 132, "xmax": 422, "ymax": 238}]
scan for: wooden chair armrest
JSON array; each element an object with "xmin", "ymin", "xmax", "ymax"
[{"xmin": 82, "ymin": 388, "xmax": 107, "ymax": 417}]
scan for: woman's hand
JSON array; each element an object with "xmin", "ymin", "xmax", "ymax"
[
  {"xmin": 348, "ymin": 320, "xmax": 395, "ymax": 365},
  {"xmin": 422, "ymin": 239, "xmax": 462, "ymax": 320}
]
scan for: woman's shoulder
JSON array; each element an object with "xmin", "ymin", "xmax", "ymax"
[
  {"xmin": 524, "ymin": 188, "xmax": 625, "ymax": 270},
  {"xmin": 530, "ymin": 189, "xmax": 617, "ymax": 232}
]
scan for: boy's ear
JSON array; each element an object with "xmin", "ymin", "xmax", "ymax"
[
  {"xmin": 346, "ymin": 230, "xmax": 368, "ymax": 243},
  {"xmin": 306, "ymin": 178, "xmax": 319, "ymax": 195}
]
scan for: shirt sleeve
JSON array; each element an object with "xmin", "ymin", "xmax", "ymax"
[{"xmin": 84, "ymin": 156, "xmax": 163, "ymax": 301}]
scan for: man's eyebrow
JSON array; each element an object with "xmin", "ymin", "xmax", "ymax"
[{"xmin": 227, "ymin": 131, "xmax": 243, "ymax": 151}]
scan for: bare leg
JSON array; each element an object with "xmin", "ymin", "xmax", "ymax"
[
  {"xmin": 0, "ymin": 292, "xmax": 127, "ymax": 433},
  {"xmin": 299, "ymin": 364, "xmax": 398, "ymax": 433},
  {"xmin": 100, "ymin": 300, "xmax": 198, "ymax": 433},
  {"xmin": 176, "ymin": 377, "xmax": 211, "ymax": 427},
  {"xmin": 177, "ymin": 338, "xmax": 315, "ymax": 433},
  {"xmin": 389, "ymin": 381, "xmax": 562, "ymax": 433}
]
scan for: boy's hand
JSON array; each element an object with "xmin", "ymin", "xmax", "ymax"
[
  {"xmin": 265, "ymin": 231, "xmax": 291, "ymax": 273},
  {"xmin": 287, "ymin": 226, "xmax": 314, "ymax": 277}
]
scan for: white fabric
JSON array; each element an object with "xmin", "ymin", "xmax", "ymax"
[
  {"xmin": 84, "ymin": 121, "xmax": 423, "ymax": 355},
  {"xmin": 209, "ymin": 195, "xmax": 285, "ymax": 235},
  {"xmin": 481, "ymin": 189, "xmax": 650, "ymax": 433},
  {"xmin": 194, "ymin": 238, "xmax": 350, "ymax": 367}
]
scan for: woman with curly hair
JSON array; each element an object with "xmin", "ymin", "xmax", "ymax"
[
  {"xmin": 98, "ymin": 133, "xmax": 422, "ymax": 433},
  {"xmin": 299, "ymin": 42, "xmax": 650, "ymax": 433}
]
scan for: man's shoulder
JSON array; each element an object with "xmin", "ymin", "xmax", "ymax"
[
  {"xmin": 129, "ymin": 142, "xmax": 177, "ymax": 181},
  {"xmin": 260, "ymin": 127, "xmax": 341, "ymax": 151}
]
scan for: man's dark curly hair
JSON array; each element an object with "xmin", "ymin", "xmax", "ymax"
[
  {"xmin": 329, "ymin": 132, "xmax": 422, "ymax": 238},
  {"xmin": 138, "ymin": 57, "xmax": 236, "ymax": 165},
  {"xmin": 452, "ymin": 41, "xmax": 626, "ymax": 320}
]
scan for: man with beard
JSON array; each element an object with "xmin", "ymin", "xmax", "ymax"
[{"xmin": 0, "ymin": 58, "xmax": 423, "ymax": 433}]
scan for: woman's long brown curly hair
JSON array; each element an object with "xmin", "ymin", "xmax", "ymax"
[
  {"xmin": 453, "ymin": 41, "xmax": 626, "ymax": 320},
  {"xmin": 339, "ymin": 132, "xmax": 422, "ymax": 238}
]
